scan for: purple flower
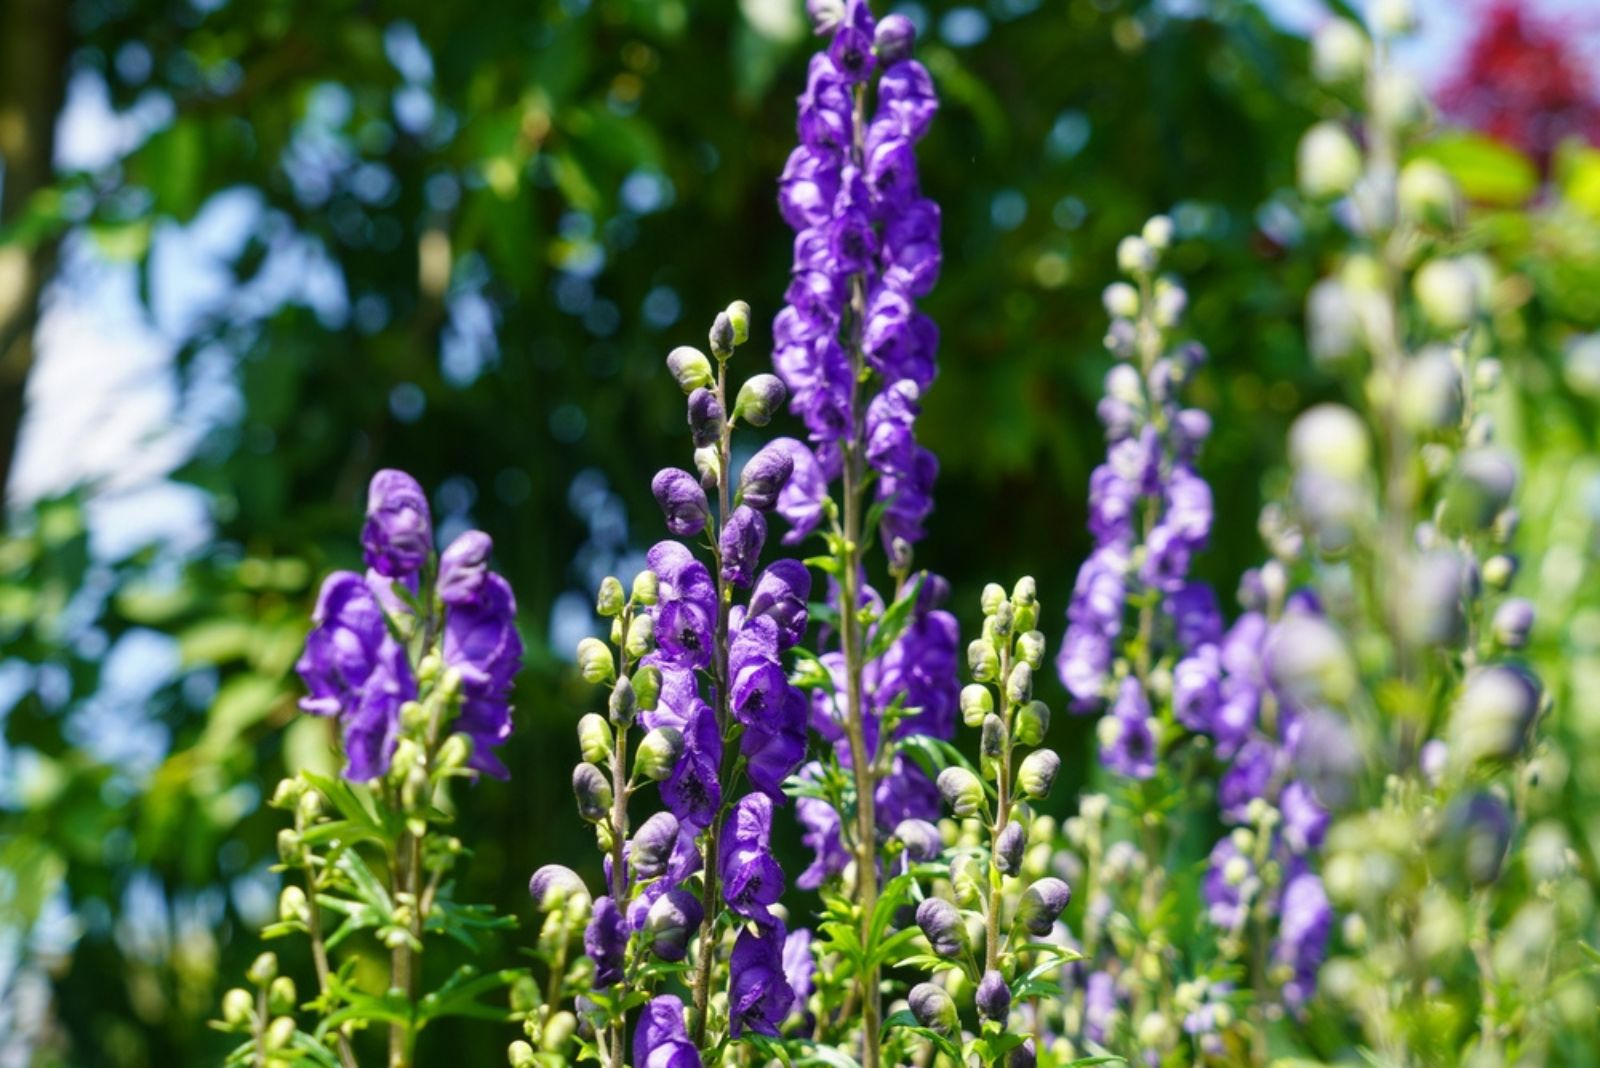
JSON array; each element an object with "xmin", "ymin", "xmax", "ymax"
[
  {"xmin": 1173, "ymin": 648, "xmax": 1222, "ymax": 733},
  {"xmin": 876, "ymin": 60, "xmax": 938, "ymax": 140},
  {"xmin": 767, "ymin": 439, "xmax": 828, "ymax": 545},
  {"xmin": 729, "ymin": 920, "xmax": 796, "ymax": 1038},
  {"xmin": 795, "ymin": 765, "xmax": 850, "ymax": 889},
  {"xmin": 1098, "ymin": 678, "xmax": 1156, "ymax": 779},
  {"xmin": 361, "ymin": 469, "xmax": 432, "ymax": 579},
  {"xmin": 1274, "ymin": 873, "xmax": 1332, "ymax": 1010},
  {"xmin": 739, "ymin": 444, "xmax": 796, "ymax": 512},
  {"xmin": 720, "ymin": 793, "xmax": 786, "ymax": 928},
  {"xmin": 662, "ymin": 701, "xmax": 722, "ymax": 831},
  {"xmin": 1056, "ymin": 626, "xmax": 1112, "ymax": 707},
  {"xmin": 720, "ymin": 506, "xmax": 768, "ymax": 588},
  {"xmin": 827, "ymin": 0, "xmax": 876, "ymax": 83},
  {"xmin": 437, "ymin": 530, "xmax": 493, "ymax": 606},
  {"xmin": 743, "ymin": 684, "xmax": 808, "ymax": 800},
  {"xmin": 649, "ymin": 541, "xmax": 717, "ymax": 671},
  {"xmin": 443, "ymin": 573, "xmax": 523, "ymax": 777},
  {"xmin": 784, "ymin": 927, "xmax": 816, "ymax": 1008},
  {"xmin": 584, "ymin": 895, "xmax": 626, "ymax": 987},
  {"xmin": 1166, "ymin": 582, "xmax": 1222, "ymax": 652},
  {"xmin": 652, "ymin": 468, "xmax": 711, "ymax": 538},
  {"xmin": 1084, "ymin": 970, "xmax": 1120, "ymax": 1046},
  {"xmin": 297, "ymin": 572, "xmax": 417, "ymax": 781},
  {"xmin": 1219, "ymin": 738, "xmax": 1281, "ymax": 824},
  {"xmin": 1280, "ymin": 780, "xmax": 1330, "ymax": 854},
  {"xmin": 748, "ymin": 560, "xmax": 812, "ymax": 649},
  {"xmin": 634, "ymin": 996, "xmax": 702, "ymax": 1068},
  {"xmin": 1202, "ymin": 837, "xmax": 1254, "ymax": 930}
]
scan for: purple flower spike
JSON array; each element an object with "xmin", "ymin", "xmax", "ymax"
[
  {"xmin": 652, "ymin": 468, "xmax": 711, "ymax": 538},
  {"xmin": 635, "ymin": 995, "xmax": 702, "ymax": 1068},
  {"xmin": 729, "ymin": 920, "xmax": 796, "ymax": 1038},
  {"xmin": 437, "ymin": 530, "xmax": 493, "ymax": 606},
  {"xmin": 362, "ymin": 470, "xmax": 432, "ymax": 579}
]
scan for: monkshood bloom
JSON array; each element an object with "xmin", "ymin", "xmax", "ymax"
[
  {"xmin": 297, "ymin": 470, "xmax": 522, "ymax": 780},
  {"xmin": 720, "ymin": 792, "xmax": 786, "ymax": 928},
  {"xmin": 729, "ymin": 920, "xmax": 796, "ymax": 1038},
  {"xmin": 635, "ymin": 996, "xmax": 703, "ymax": 1068}
]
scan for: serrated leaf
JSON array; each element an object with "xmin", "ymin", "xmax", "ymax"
[{"xmin": 864, "ymin": 575, "xmax": 925, "ymax": 662}]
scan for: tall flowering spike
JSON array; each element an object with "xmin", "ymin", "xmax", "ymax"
[{"xmin": 362, "ymin": 469, "xmax": 433, "ymax": 579}]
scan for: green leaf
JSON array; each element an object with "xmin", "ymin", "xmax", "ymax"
[
  {"xmin": 1410, "ymin": 133, "xmax": 1538, "ymax": 208},
  {"xmin": 865, "ymin": 574, "xmax": 925, "ymax": 662}
]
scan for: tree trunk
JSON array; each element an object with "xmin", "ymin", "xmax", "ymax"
[{"xmin": 0, "ymin": 0, "xmax": 72, "ymax": 508}]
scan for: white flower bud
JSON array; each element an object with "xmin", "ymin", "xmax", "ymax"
[
  {"xmin": 1142, "ymin": 215, "xmax": 1174, "ymax": 251},
  {"xmin": 1117, "ymin": 236, "xmax": 1156, "ymax": 275},
  {"xmin": 1102, "ymin": 282, "xmax": 1139, "ymax": 320},
  {"xmin": 1290, "ymin": 403, "xmax": 1370, "ymax": 481},
  {"xmin": 1298, "ymin": 122, "xmax": 1362, "ymax": 200},
  {"xmin": 1414, "ymin": 258, "xmax": 1482, "ymax": 332},
  {"xmin": 1312, "ymin": 18, "xmax": 1367, "ymax": 85}
]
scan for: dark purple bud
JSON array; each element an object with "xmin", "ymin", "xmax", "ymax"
[
  {"xmin": 1018, "ymin": 876, "xmax": 1072, "ymax": 936},
  {"xmin": 584, "ymin": 896, "xmax": 626, "ymax": 987},
  {"xmin": 528, "ymin": 864, "xmax": 589, "ymax": 912},
  {"xmin": 437, "ymin": 530, "xmax": 493, "ymax": 606},
  {"xmin": 1009, "ymin": 1040, "xmax": 1037, "ymax": 1068},
  {"xmin": 893, "ymin": 819, "xmax": 943, "ymax": 862},
  {"xmin": 748, "ymin": 560, "xmax": 811, "ymax": 649},
  {"xmin": 734, "ymin": 374, "xmax": 787, "ymax": 428},
  {"xmin": 976, "ymin": 969, "xmax": 1011, "ymax": 1022},
  {"xmin": 709, "ymin": 311, "xmax": 735, "ymax": 358},
  {"xmin": 1445, "ymin": 791, "xmax": 1513, "ymax": 886},
  {"xmin": 631, "ymin": 811, "xmax": 681, "ymax": 879},
  {"xmin": 738, "ymin": 444, "xmax": 795, "ymax": 512},
  {"xmin": 688, "ymin": 387, "xmax": 725, "ymax": 449},
  {"xmin": 915, "ymin": 897, "xmax": 965, "ymax": 957},
  {"xmin": 994, "ymin": 820, "xmax": 1025, "ymax": 876},
  {"xmin": 362, "ymin": 469, "xmax": 433, "ymax": 579},
  {"xmin": 874, "ymin": 13, "xmax": 917, "ymax": 63},
  {"xmin": 572, "ymin": 763, "xmax": 612, "ymax": 822},
  {"xmin": 908, "ymin": 982, "xmax": 957, "ymax": 1034},
  {"xmin": 1492, "ymin": 597, "xmax": 1534, "ymax": 649},
  {"xmin": 643, "ymin": 890, "xmax": 705, "ymax": 963},
  {"xmin": 719, "ymin": 506, "xmax": 768, "ymax": 588},
  {"xmin": 652, "ymin": 468, "xmax": 711, "ymax": 537}
]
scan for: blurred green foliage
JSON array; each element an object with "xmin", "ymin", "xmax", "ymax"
[{"xmin": 3, "ymin": 0, "xmax": 1599, "ymax": 1064}]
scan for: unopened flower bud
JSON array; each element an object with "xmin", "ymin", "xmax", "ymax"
[
  {"xmin": 1290, "ymin": 403, "xmax": 1370, "ymax": 481},
  {"xmin": 981, "ymin": 714, "xmax": 1006, "ymax": 767},
  {"xmin": 734, "ymin": 374, "xmax": 787, "ymax": 427},
  {"xmin": 277, "ymin": 885, "xmax": 308, "ymax": 925},
  {"xmin": 1312, "ymin": 18, "xmax": 1367, "ymax": 84},
  {"xmin": 1016, "ymin": 700, "xmax": 1050, "ymax": 747},
  {"xmin": 608, "ymin": 675, "xmax": 636, "ymax": 724},
  {"xmin": 438, "ymin": 732, "xmax": 472, "ymax": 772},
  {"xmin": 1015, "ymin": 630, "xmax": 1046, "ymax": 671},
  {"xmin": 509, "ymin": 1040, "xmax": 538, "ymax": 1067},
  {"xmin": 1018, "ymin": 877, "xmax": 1072, "ymax": 936},
  {"xmin": 738, "ymin": 443, "xmax": 795, "ymax": 511},
  {"xmin": 709, "ymin": 311, "xmax": 735, "ymax": 357},
  {"xmin": 222, "ymin": 987, "xmax": 254, "ymax": 1026},
  {"xmin": 951, "ymin": 854, "xmax": 984, "ymax": 908},
  {"xmin": 968, "ymin": 639, "xmax": 1000, "ymax": 683},
  {"xmin": 625, "ymin": 614, "xmax": 655, "ymax": 659},
  {"xmin": 277, "ymin": 828, "xmax": 303, "ymax": 864},
  {"xmin": 1117, "ymin": 235, "xmax": 1155, "ymax": 275},
  {"xmin": 542, "ymin": 1011, "xmax": 578, "ymax": 1051},
  {"xmin": 268, "ymin": 976, "xmax": 297, "ymax": 1015},
  {"xmin": 1374, "ymin": 0, "xmax": 1417, "ymax": 37},
  {"xmin": 1414, "ymin": 258, "xmax": 1481, "ymax": 333},
  {"xmin": 1103, "ymin": 282, "xmax": 1139, "ymax": 320},
  {"xmin": 993, "ymin": 600, "xmax": 1015, "ymax": 638},
  {"xmin": 295, "ymin": 789, "xmax": 321, "ymax": 828},
  {"xmin": 976, "ymin": 969, "xmax": 1012, "ymax": 1022},
  {"xmin": 1399, "ymin": 160, "xmax": 1461, "ymax": 230},
  {"xmin": 688, "ymin": 388, "xmax": 725, "ymax": 449},
  {"xmin": 1017, "ymin": 749, "xmax": 1061, "ymax": 800},
  {"xmin": 1006, "ymin": 662, "xmax": 1034, "ymax": 706},
  {"xmin": 666, "ymin": 346, "xmax": 713, "ymax": 394},
  {"xmin": 994, "ymin": 820, "xmax": 1026, "ymax": 876},
  {"xmin": 529, "ymin": 864, "xmax": 590, "ymax": 912},
  {"xmin": 578, "ymin": 714, "xmax": 612, "ymax": 764},
  {"xmin": 725, "ymin": 300, "xmax": 751, "ymax": 346},
  {"xmin": 247, "ymin": 952, "xmax": 278, "ymax": 986},
  {"xmin": 894, "ymin": 819, "xmax": 943, "ymax": 862},
  {"xmin": 596, "ymin": 576, "xmax": 625, "ymax": 617},
  {"xmin": 692, "ymin": 445, "xmax": 720, "ymax": 490},
  {"xmin": 981, "ymin": 583, "xmax": 1006, "ymax": 615},
  {"xmin": 1451, "ymin": 665, "xmax": 1540, "ymax": 765},
  {"xmin": 270, "ymin": 777, "xmax": 305, "ymax": 810},
  {"xmin": 937, "ymin": 766, "xmax": 985, "ymax": 818},
  {"xmin": 1142, "ymin": 215, "xmax": 1174, "ymax": 251},
  {"xmin": 576, "ymin": 637, "xmax": 615, "ymax": 685},
  {"xmin": 874, "ymin": 12, "xmax": 917, "ymax": 62},
  {"xmin": 264, "ymin": 1017, "xmax": 295, "ymax": 1051},
  {"xmin": 908, "ymin": 981, "xmax": 958, "ymax": 1034},
  {"xmin": 630, "ymin": 811, "xmax": 680, "ymax": 879},
  {"xmin": 644, "ymin": 888, "xmax": 703, "ymax": 961},
  {"xmin": 1398, "ymin": 348, "xmax": 1464, "ymax": 432},
  {"xmin": 960, "ymin": 683, "xmax": 994, "ymax": 728},
  {"xmin": 1493, "ymin": 598, "xmax": 1534, "ymax": 649},
  {"xmin": 572, "ymin": 764, "xmax": 612, "ymax": 822},
  {"xmin": 1297, "ymin": 122, "xmax": 1362, "ymax": 200},
  {"xmin": 1443, "ymin": 448, "xmax": 1518, "ymax": 533},
  {"xmin": 636, "ymin": 727, "xmax": 685, "ymax": 782},
  {"xmin": 1010, "ymin": 1039, "xmax": 1037, "ymax": 1068},
  {"xmin": 915, "ymin": 897, "xmax": 967, "ymax": 957},
  {"xmin": 653, "ymin": 468, "xmax": 711, "ymax": 537},
  {"xmin": 633, "ymin": 664, "xmax": 662, "ymax": 711}
]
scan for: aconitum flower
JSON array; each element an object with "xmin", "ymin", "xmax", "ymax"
[
  {"xmin": 437, "ymin": 530, "xmax": 493, "ymax": 606},
  {"xmin": 1274, "ymin": 872, "xmax": 1332, "ymax": 1010},
  {"xmin": 362, "ymin": 469, "xmax": 432, "ymax": 578},
  {"xmin": 1097, "ymin": 677, "xmax": 1157, "ymax": 779},
  {"xmin": 643, "ymin": 889, "xmax": 704, "ymax": 964},
  {"xmin": 584, "ymin": 895, "xmax": 626, "ymax": 987},
  {"xmin": 720, "ymin": 793, "xmax": 786, "ymax": 928},
  {"xmin": 728, "ymin": 920, "xmax": 796, "ymax": 1038},
  {"xmin": 1084, "ymin": 970, "xmax": 1121, "ymax": 1046},
  {"xmin": 652, "ymin": 469, "xmax": 711, "ymax": 537},
  {"xmin": 719, "ymin": 506, "xmax": 768, "ymax": 588},
  {"xmin": 1202, "ymin": 837, "xmax": 1255, "ymax": 930},
  {"xmin": 748, "ymin": 560, "xmax": 812, "ymax": 648},
  {"xmin": 768, "ymin": 438, "xmax": 828, "ymax": 544},
  {"xmin": 784, "ymin": 927, "xmax": 816, "ymax": 1009},
  {"xmin": 795, "ymin": 769, "xmax": 850, "ymax": 889},
  {"xmin": 739, "ymin": 444, "xmax": 796, "ymax": 512},
  {"xmin": 443, "ymin": 572, "xmax": 523, "ymax": 777},
  {"xmin": 648, "ymin": 541, "xmax": 717, "ymax": 671},
  {"xmin": 634, "ymin": 996, "xmax": 702, "ymax": 1068},
  {"xmin": 297, "ymin": 572, "xmax": 417, "ymax": 781}
]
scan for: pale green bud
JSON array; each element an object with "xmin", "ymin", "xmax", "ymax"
[
  {"xmin": 1290, "ymin": 403, "xmax": 1370, "ymax": 481},
  {"xmin": 1482, "ymin": 554, "xmax": 1516, "ymax": 590},
  {"xmin": 269, "ymin": 777, "xmax": 305, "ymax": 810},
  {"xmin": 694, "ymin": 445, "xmax": 721, "ymax": 490},
  {"xmin": 633, "ymin": 664, "xmax": 662, "ymax": 711},
  {"xmin": 981, "ymin": 583, "xmax": 1006, "ymax": 615},
  {"xmin": 734, "ymin": 374, "xmax": 787, "ymax": 427},
  {"xmin": 636, "ymin": 727, "xmax": 685, "ymax": 782},
  {"xmin": 666, "ymin": 345, "xmax": 713, "ymax": 393},
  {"xmin": 541, "ymin": 1011, "xmax": 577, "ymax": 1051},
  {"xmin": 247, "ymin": 952, "xmax": 278, "ymax": 986},
  {"xmin": 1297, "ymin": 122, "xmax": 1362, "ymax": 200},
  {"xmin": 1398, "ymin": 160, "xmax": 1461, "ymax": 230},
  {"xmin": 578, "ymin": 714, "xmax": 613, "ymax": 764},
  {"xmin": 264, "ymin": 1017, "xmax": 296, "ymax": 1051},
  {"xmin": 222, "ymin": 988, "xmax": 254, "ymax": 1026},
  {"xmin": 625, "ymin": 614, "xmax": 656, "ymax": 659},
  {"xmin": 608, "ymin": 675, "xmax": 636, "ymax": 724},
  {"xmin": 1117, "ymin": 235, "xmax": 1155, "ymax": 275},
  {"xmin": 572, "ymin": 763, "xmax": 613, "ymax": 822},
  {"xmin": 509, "ymin": 1040, "xmax": 538, "ymax": 1067},
  {"xmin": 1373, "ymin": 69, "xmax": 1426, "ymax": 132},
  {"xmin": 960, "ymin": 683, "xmax": 993, "ymax": 728},
  {"xmin": 278, "ymin": 885, "xmax": 309, "ymax": 925},
  {"xmin": 1103, "ymin": 282, "xmax": 1139, "ymax": 320},
  {"xmin": 268, "ymin": 976, "xmax": 297, "ymax": 1015},
  {"xmin": 1397, "ymin": 347, "xmax": 1463, "ymax": 432},
  {"xmin": 1016, "ymin": 700, "xmax": 1051, "ymax": 747},
  {"xmin": 725, "ymin": 300, "xmax": 752, "ymax": 346},
  {"xmin": 632, "ymin": 570, "xmax": 659, "ymax": 606},
  {"xmin": 1414, "ymin": 258, "xmax": 1482, "ymax": 332},
  {"xmin": 1005, "ymin": 661, "xmax": 1034, "ymax": 706},
  {"xmin": 937, "ymin": 766, "xmax": 985, "ymax": 819},
  {"xmin": 276, "ymin": 828, "xmax": 303, "ymax": 865},
  {"xmin": 967, "ymin": 639, "xmax": 1000, "ymax": 683},
  {"xmin": 1014, "ymin": 630, "xmax": 1046, "ymax": 671},
  {"xmin": 1017, "ymin": 749, "xmax": 1061, "ymax": 800},
  {"xmin": 438, "ymin": 732, "xmax": 472, "ymax": 772},
  {"xmin": 1312, "ymin": 18, "xmax": 1367, "ymax": 85},
  {"xmin": 951, "ymin": 854, "xmax": 984, "ymax": 908},
  {"xmin": 596, "ymin": 576, "xmax": 625, "ymax": 617},
  {"xmin": 576, "ymin": 637, "xmax": 615, "ymax": 685},
  {"xmin": 1373, "ymin": 0, "xmax": 1417, "ymax": 37},
  {"xmin": 1142, "ymin": 215, "xmax": 1174, "ymax": 251}
]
